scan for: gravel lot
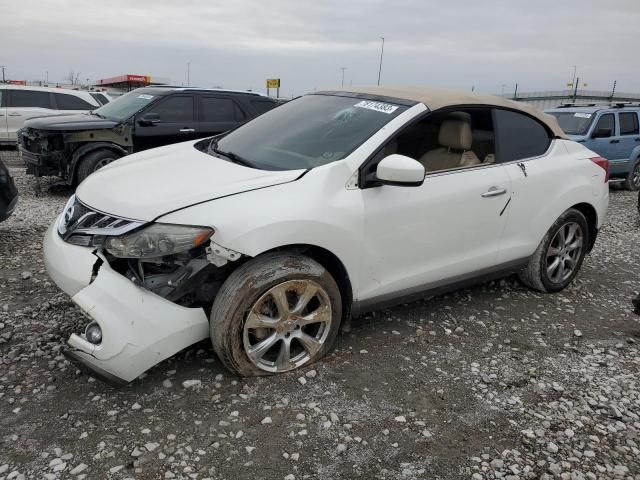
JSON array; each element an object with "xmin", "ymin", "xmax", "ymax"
[{"xmin": 1, "ymin": 151, "xmax": 639, "ymax": 480}]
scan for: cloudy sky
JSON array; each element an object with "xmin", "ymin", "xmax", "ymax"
[{"xmin": 2, "ymin": 0, "xmax": 639, "ymax": 97}]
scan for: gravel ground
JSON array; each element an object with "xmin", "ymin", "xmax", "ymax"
[{"xmin": 1, "ymin": 157, "xmax": 639, "ymax": 480}]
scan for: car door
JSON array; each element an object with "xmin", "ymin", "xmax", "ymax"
[
  {"xmin": 6, "ymin": 89, "xmax": 54, "ymax": 140},
  {"xmin": 493, "ymin": 108, "xmax": 571, "ymax": 263},
  {"xmin": 587, "ymin": 112, "xmax": 619, "ymax": 162},
  {"xmin": 358, "ymin": 109, "xmax": 511, "ymax": 303},
  {"xmin": 133, "ymin": 94, "xmax": 197, "ymax": 151},
  {"xmin": 197, "ymin": 95, "xmax": 247, "ymax": 137},
  {"xmin": 51, "ymin": 92, "xmax": 97, "ymax": 114},
  {"xmin": 617, "ymin": 111, "xmax": 640, "ymax": 171},
  {"xmin": 0, "ymin": 90, "xmax": 8, "ymax": 143}
]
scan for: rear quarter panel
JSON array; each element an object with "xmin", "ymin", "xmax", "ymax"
[{"xmin": 497, "ymin": 139, "xmax": 608, "ymax": 264}]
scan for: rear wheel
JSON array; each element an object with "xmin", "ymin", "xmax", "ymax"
[
  {"xmin": 624, "ymin": 160, "xmax": 640, "ymax": 191},
  {"xmin": 518, "ymin": 208, "xmax": 588, "ymax": 293},
  {"xmin": 210, "ymin": 252, "xmax": 342, "ymax": 376},
  {"xmin": 76, "ymin": 149, "xmax": 120, "ymax": 184}
]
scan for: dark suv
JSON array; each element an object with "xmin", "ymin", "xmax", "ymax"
[{"xmin": 18, "ymin": 87, "xmax": 280, "ymax": 184}]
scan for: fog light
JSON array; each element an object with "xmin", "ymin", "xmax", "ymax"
[{"xmin": 85, "ymin": 322, "xmax": 102, "ymax": 344}]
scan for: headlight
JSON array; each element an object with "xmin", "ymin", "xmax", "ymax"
[{"xmin": 104, "ymin": 223, "xmax": 213, "ymax": 258}]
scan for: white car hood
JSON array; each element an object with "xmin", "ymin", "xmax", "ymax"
[{"xmin": 76, "ymin": 141, "xmax": 305, "ymax": 222}]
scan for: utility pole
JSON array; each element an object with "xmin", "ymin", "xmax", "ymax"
[
  {"xmin": 0, "ymin": 66, "xmax": 5, "ymax": 83},
  {"xmin": 46, "ymin": 71, "xmax": 48, "ymax": 83},
  {"xmin": 514, "ymin": 82, "xmax": 518, "ymax": 99},
  {"xmin": 377, "ymin": 37, "xmax": 385, "ymax": 86},
  {"xmin": 340, "ymin": 67, "xmax": 347, "ymax": 88},
  {"xmin": 571, "ymin": 65, "xmax": 577, "ymax": 90},
  {"xmin": 610, "ymin": 80, "xmax": 617, "ymax": 101},
  {"xmin": 573, "ymin": 76, "xmax": 580, "ymax": 102},
  {"xmin": 187, "ymin": 62, "xmax": 191, "ymax": 87}
]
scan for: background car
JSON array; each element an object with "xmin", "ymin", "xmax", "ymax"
[
  {"xmin": 0, "ymin": 158, "xmax": 18, "ymax": 222},
  {"xmin": 18, "ymin": 86, "xmax": 281, "ymax": 184},
  {"xmin": 546, "ymin": 103, "xmax": 640, "ymax": 190},
  {"xmin": 43, "ymin": 87, "xmax": 609, "ymax": 383},
  {"xmin": 0, "ymin": 85, "xmax": 105, "ymax": 146}
]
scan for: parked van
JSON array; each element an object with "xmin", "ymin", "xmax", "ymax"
[
  {"xmin": 0, "ymin": 85, "xmax": 107, "ymax": 145},
  {"xmin": 546, "ymin": 104, "xmax": 640, "ymax": 190}
]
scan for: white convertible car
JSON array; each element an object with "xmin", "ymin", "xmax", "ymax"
[{"xmin": 44, "ymin": 87, "xmax": 609, "ymax": 384}]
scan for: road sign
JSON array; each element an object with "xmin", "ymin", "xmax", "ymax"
[{"xmin": 266, "ymin": 78, "xmax": 280, "ymax": 88}]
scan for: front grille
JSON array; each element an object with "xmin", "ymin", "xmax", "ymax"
[{"xmin": 58, "ymin": 195, "xmax": 143, "ymax": 245}]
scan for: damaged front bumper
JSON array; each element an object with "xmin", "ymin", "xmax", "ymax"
[{"xmin": 44, "ymin": 218, "xmax": 210, "ymax": 383}]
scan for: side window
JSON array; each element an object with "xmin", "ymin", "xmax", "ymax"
[
  {"xmin": 251, "ymin": 100, "xmax": 278, "ymax": 115},
  {"xmin": 619, "ymin": 112, "xmax": 639, "ymax": 136},
  {"xmin": 54, "ymin": 93, "xmax": 94, "ymax": 110},
  {"xmin": 90, "ymin": 93, "xmax": 109, "ymax": 106},
  {"xmin": 360, "ymin": 107, "xmax": 496, "ymax": 185},
  {"xmin": 0, "ymin": 90, "xmax": 3, "ymax": 108},
  {"xmin": 200, "ymin": 97, "xmax": 244, "ymax": 122},
  {"xmin": 8, "ymin": 90, "xmax": 51, "ymax": 108},
  {"xmin": 145, "ymin": 96, "xmax": 194, "ymax": 122},
  {"xmin": 494, "ymin": 109, "xmax": 551, "ymax": 162},
  {"xmin": 593, "ymin": 113, "xmax": 614, "ymax": 137}
]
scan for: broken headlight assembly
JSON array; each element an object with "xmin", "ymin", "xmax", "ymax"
[{"xmin": 104, "ymin": 223, "xmax": 214, "ymax": 259}]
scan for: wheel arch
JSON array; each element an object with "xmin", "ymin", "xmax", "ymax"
[
  {"xmin": 256, "ymin": 243, "xmax": 354, "ymax": 324},
  {"xmin": 570, "ymin": 202, "xmax": 598, "ymax": 253},
  {"xmin": 68, "ymin": 142, "xmax": 129, "ymax": 184}
]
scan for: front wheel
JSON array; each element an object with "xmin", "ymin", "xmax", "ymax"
[
  {"xmin": 76, "ymin": 149, "xmax": 120, "ymax": 184},
  {"xmin": 519, "ymin": 208, "xmax": 589, "ymax": 293},
  {"xmin": 210, "ymin": 252, "xmax": 342, "ymax": 376},
  {"xmin": 624, "ymin": 160, "xmax": 640, "ymax": 191}
]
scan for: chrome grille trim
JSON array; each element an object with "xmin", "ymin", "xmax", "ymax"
[{"xmin": 58, "ymin": 195, "xmax": 143, "ymax": 241}]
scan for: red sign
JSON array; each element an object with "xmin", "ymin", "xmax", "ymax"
[{"xmin": 8, "ymin": 80, "xmax": 27, "ymax": 85}]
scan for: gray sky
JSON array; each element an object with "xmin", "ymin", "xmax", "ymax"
[{"xmin": 3, "ymin": 0, "xmax": 639, "ymax": 97}]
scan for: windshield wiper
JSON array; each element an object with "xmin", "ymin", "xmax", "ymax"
[{"xmin": 208, "ymin": 139, "xmax": 255, "ymax": 168}]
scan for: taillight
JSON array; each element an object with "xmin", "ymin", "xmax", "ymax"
[{"xmin": 590, "ymin": 156, "xmax": 609, "ymax": 182}]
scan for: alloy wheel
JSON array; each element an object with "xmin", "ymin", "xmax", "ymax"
[
  {"xmin": 632, "ymin": 164, "xmax": 640, "ymax": 188},
  {"xmin": 546, "ymin": 221, "xmax": 584, "ymax": 284},
  {"xmin": 94, "ymin": 157, "xmax": 116, "ymax": 171},
  {"xmin": 243, "ymin": 280, "xmax": 332, "ymax": 372}
]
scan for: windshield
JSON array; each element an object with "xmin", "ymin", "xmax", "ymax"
[
  {"xmin": 93, "ymin": 90, "xmax": 159, "ymax": 121},
  {"xmin": 212, "ymin": 94, "xmax": 409, "ymax": 170},
  {"xmin": 548, "ymin": 111, "xmax": 594, "ymax": 135}
]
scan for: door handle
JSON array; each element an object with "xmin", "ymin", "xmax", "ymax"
[
  {"xmin": 481, "ymin": 187, "xmax": 507, "ymax": 198},
  {"xmin": 609, "ymin": 139, "xmax": 620, "ymax": 144},
  {"xmin": 179, "ymin": 128, "xmax": 195, "ymax": 133},
  {"xmin": 8, "ymin": 113, "xmax": 21, "ymax": 117}
]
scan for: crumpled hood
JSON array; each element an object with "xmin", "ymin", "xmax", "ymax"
[
  {"xmin": 24, "ymin": 112, "xmax": 118, "ymax": 131},
  {"xmin": 76, "ymin": 141, "xmax": 305, "ymax": 222}
]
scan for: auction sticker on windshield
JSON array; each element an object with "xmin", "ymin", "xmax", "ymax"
[
  {"xmin": 354, "ymin": 100, "xmax": 399, "ymax": 114},
  {"xmin": 574, "ymin": 113, "xmax": 592, "ymax": 118},
  {"xmin": 137, "ymin": 94, "xmax": 154, "ymax": 100}
]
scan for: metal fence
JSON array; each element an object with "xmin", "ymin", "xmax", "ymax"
[{"xmin": 500, "ymin": 90, "xmax": 640, "ymax": 110}]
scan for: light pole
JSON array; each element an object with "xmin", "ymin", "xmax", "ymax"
[
  {"xmin": 377, "ymin": 37, "xmax": 385, "ymax": 86},
  {"xmin": 340, "ymin": 67, "xmax": 347, "ymax": 88},
  {"xmin": 0, "ymin": 66, "xmax": 5, "ymax": 83},
  {"xmin": 187, "ymin": 62, "xmax": 191, "ymax": 87}
]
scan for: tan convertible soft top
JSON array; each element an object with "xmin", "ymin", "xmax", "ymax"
[{"xmin": 338, "ymin": 86, "xmax": 567, "ymax": 138}]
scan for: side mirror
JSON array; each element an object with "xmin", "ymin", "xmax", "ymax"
[
  {"xmin": 138, "ymin": 113, "xmax": 160, "ymax": 126},
  {"xmin": 591, "ymin": 128, "xmax": 612, "ymax": 139},
  {"xmin": 376, "ymin": 154, "xmax": 425, "ymax": 187}
]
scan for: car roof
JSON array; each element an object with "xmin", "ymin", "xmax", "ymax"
[
  {"xmin": 546, "ymin": 104, "xmax": 640, "ymax": 114},
  {"xmin": 320, "ymin": 86, "xmax": 567, "ymax": 138},
  {"xmin": 137, "ymin": 86, "xmax": 267, "ymax": 97}
]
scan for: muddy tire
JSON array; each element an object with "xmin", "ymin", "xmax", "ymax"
[
  {"xmin": 210, "ymin": 252, "xmax": 342, "ymax": 377},
  {"xmin": 518, "ymin": 208, "xmax": 589, "ymax": 293},
  {"xmin": 624, "ymin": 159, "xmax": 640, "ymax": 191},
  {"xmin": 76, "ymin": 149, "xmax": 120, "ymax": 184}
]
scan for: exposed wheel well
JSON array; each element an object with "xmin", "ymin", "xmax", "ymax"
[
  {"xmin": 69, "ymin": 143, "xmax": 128, "ymax": 184},
  {"xmin": 260, "ymin": 244, "xmax": 353, "ymax": 323},
  {"xmin": 570, "ymin": 202, "xmax": 598, "ymax": 253}
]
